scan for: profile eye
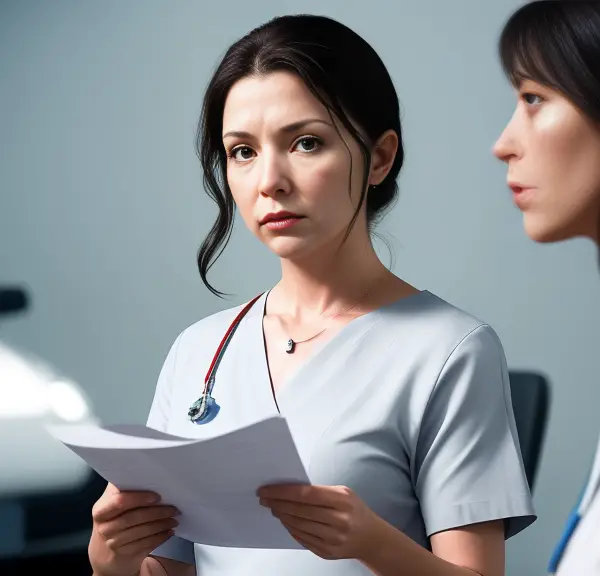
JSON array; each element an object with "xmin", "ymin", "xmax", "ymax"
[{"xmin": 523, "ymin": 93, "xmax": 543, "ymax": 105}]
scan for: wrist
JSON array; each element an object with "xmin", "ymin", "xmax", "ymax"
[
  {"xmin": 91, "ymin": 569, "xmax": 140, "ymax": 576},
  {"xmin": 141, "ymin": 556, "xmax": 169, "ymax": 576},
  {"xmin": 356, "ymin": 511, "xmax": 394, "ymax": 568}
]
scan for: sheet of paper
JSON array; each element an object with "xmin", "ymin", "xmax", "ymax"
[{"xmin": 47, "ymin": 415, "xmax": 310, "ymax": 549}]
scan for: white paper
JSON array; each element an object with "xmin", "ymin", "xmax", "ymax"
[{"xmin": 47, "ymin": 415, "xmax": 310, "ymax": 549}]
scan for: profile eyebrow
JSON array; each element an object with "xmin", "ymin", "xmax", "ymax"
[{"xmin": 222, "ymin": 118, "xmax": 332, "ymax": 140}]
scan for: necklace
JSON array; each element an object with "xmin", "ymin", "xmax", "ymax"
[{"xmin": 283, "ymin": 284, "xmax": 375, "ymax": 354}]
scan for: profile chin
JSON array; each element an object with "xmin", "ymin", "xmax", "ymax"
[{"xmin": 523, "ymin": 218, "xmax": 575, "ymax": 244}]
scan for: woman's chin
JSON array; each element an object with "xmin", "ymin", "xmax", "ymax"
[
  {"xmin": 524, "ymin": 222, "xmax": 565, "ymax": 244},
  {"xmin": 523, "ymin": 213, "xmax": 592, "ymax": 244},
  {"xmin": 263, "ymin": 236, "xmax": 321, "ymax": 261}
]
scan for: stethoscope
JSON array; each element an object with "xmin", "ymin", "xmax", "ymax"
[
  {"xmin": 187, "ymin": 292, "xmax": 264, "ymax": 425},
  {"xmin": 547, "ymin": 435, "xmax": 600, "ymax": 573}
]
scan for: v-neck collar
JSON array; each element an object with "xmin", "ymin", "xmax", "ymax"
[{"xmin": 246, "ymin": 289, "xmax": 430, "ymax": 414}]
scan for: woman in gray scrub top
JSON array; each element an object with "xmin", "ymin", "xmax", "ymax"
[
  {"xmin": 493, "ymin": 2, "xmax": 600, "ymax": 574},
  {"xmin": 88, "ymin": 14, "xmax": 536, "ymax": 576}
]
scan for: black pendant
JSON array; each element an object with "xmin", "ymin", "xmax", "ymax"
[{"xmin": 285, "ymin": 338, "xmax": 296, "ymax": 354}]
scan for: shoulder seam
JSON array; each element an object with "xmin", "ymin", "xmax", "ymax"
[{"xmin": 431, "ymin": 323, "xmax": 491, "ymax": 392}]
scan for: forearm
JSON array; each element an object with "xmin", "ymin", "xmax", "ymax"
[{"xmin": 359, "ymin": 518, "xmax": 486, "ymax": 576}]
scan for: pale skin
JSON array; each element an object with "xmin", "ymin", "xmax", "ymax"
[
  {"xmin": 493, "ymin": 79, "xmax": 600, "ymax": 243},
  {"xmin": 227, "ymin": 70, "xmax": 504, "ymax": 576},
  {"xmin": 492, "ymin": 77, "xmax": 600, "ymax": 576},
  {"xmin": 89, "ymin": 483, "xmax": 193, "ymax": 576},
  {"xmin": 90, "ymin": 69, "xmax": 505, "ymax": 576}
]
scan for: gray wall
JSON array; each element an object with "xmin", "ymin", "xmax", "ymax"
[{"xmin": 2, "ymin": 1, "xmax": 600, "ymax": 574}]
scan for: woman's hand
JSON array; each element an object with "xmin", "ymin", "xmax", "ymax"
[
  {"xmin": 88, "ymin": 483, "xmax": 180, "ymax": 576},
  {"xmin": 258, "ymin": 484, "xmax": 379, "ymax": 561}
]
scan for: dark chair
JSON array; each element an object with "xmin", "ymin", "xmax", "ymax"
[{"xmin": 508, "ymin": 370, "xmax": 551, "ymax": 492}]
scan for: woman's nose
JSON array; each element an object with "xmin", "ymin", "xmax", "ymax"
[{"xmin": 258, "ymin": 152, "xmax": 291, "ymax": 198}]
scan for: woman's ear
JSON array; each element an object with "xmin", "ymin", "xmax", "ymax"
[{"xmin": 368, "ymin": 129, "xmax": 398, "ymax": 186}]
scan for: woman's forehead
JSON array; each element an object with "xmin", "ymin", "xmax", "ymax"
[{"xmin": 222, "ymin": 72, "xmax": 330, "ymax": 132}]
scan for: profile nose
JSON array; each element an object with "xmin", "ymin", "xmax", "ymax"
[
  {"xmin": 493, "ymin": 111, "xmax": 520, "ymax": 163},
  {"xmin": 493, "ymin": 129, "xmax": 513, "ymax": 162}
]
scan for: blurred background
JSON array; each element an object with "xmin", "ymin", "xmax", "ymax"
[{"xmin": 1, "ymin": 1, "xmax": 600, "ymax": 574}]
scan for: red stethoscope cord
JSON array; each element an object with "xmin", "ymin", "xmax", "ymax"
[{"xmin": 188, "ymin": 292, "xmax": 264, "ymax": 424}]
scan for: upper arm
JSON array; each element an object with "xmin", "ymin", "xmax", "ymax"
[
  {"xmin": 430, "ymin": 520, "xmax": 505, "ymax": 576},
  {"xmin": 146, "ymin": 331, "xmax": 197, "ymax": 567},
  {"xmin": 146, "ymin": 331, "xmax": 184, "ymax": 431},
  {"xmin": 414, "ymin": 324, "xmax": 536, "ymax": 540},
  {"xmin": 144, "ymin": 556, "xmax": 196, "ymax": 576}
]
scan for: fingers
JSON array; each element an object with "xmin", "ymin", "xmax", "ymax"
[
  {"xmin": 104, "ymin": 482, "xmax": 119, "ymax": 496},
  {"xmin": 99, "ymin": 505, "xmax": 180, "ymax": 540},
  {"xmin": 259, "ymin": 484, "xmax": 318, "ymax": 504},
  {"xmin": 263, "ymin": 498, "xmax": 346, "ymax": 526},
  {"xmin": 93, "ymin": 489, "xmax": 162, "ymax": 524},
  {"xmin": 89, "ymin": 484, "xmax": 178, "ymax": 576},
  {"xmin": 263, "ymin": 499, "xmax": 328, "ymax": 522},
  {"xmin": 105, "ymin": 517, "xmax": 179, "ymax": 549},
  {"xmin": 119, "ymin": 528, "xmax": 175, "ymax": 558},
  {"xmin": 277, "ymin": 513, "xmax": 332, "ymax": 540},
  {"xmin": 259, "ymin": 484, "xmax": 348, "ymax": 507},
  {"xmin": 287, "ymin": 526, "xmax": 330, "ymax": 557}
]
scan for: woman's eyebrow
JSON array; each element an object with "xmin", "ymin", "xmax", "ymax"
[{"xmin": 222, "ymin": 118, "xmax": 333, "ymax": 140}]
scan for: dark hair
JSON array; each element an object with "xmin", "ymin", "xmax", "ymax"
[
  {"xmin": 499, "ymin": 0, "xmax": 600, "ymax": 123},
  {"xmin": 195, "ymin": 14, "xmax": 404, "ymax": 296}
]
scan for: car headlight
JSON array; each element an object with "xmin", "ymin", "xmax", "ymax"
[
  {"xmin": 0, "ymin": 343, "xmax": 92, "ymax": 422},
  {"xmin": 47, "ymin": 380, "xmax": 90, "ymax": 422},
  {"xmin": 0, "ymin": 348, "xmax": 48, "ymax": 418}
]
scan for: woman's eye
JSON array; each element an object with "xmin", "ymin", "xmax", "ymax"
[
  {"xmin": 522, "ymin": 92, "xmax": 543, "ymax": 106},
  {"xmin": 293, "ymin": 136, "xmax": 321, "ymax": 153},
  {"xmin": 230, "ymin": 146, "xmax": 255, "ymax": 161}
]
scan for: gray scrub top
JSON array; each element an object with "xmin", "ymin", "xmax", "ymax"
[{"xmin": 147, "ymin": 290, "xmax": 536, "ymax": 575}]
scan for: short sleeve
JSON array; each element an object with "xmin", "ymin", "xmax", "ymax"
[
  {"xmin": 146, "ymin": 332, "xmax": 183, "ymax": 432},
  {"xmin": 414, "ymin": 324, "xmax": 537, "ymax": 539},
  {"xmin": 146, "ymin": 331, "xmax": 196, "ymax": 566}
]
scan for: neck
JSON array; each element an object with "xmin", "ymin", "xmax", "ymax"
[{"xmin": 273, "ymin": 228, "xmax": 390, "ymax": 319}]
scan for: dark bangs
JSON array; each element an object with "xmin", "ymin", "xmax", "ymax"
[{"xmin": 498, "ymin": 1, "xmax": 600, "ymax": 122}]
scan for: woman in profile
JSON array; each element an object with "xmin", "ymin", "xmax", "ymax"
[
  {"xmin": 89, "ymin": 13, "xmax": 535, "ymax": 576},
  {"xmin": 493, "ymin": 1, "xmax": 600, "ymax": 574}
]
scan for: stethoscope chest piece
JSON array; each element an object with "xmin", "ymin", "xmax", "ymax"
[{"xmin": 188, "ymin": 393, "xmax": 220, "ymax": 424}]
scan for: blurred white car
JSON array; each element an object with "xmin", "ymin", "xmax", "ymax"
[
  {"xmin": 0, "ymin": 288, "xmax": 105, "ymax": 562},
  {"xmin": 0, "ymin": 341, "xmax": 96, "ymax": 497}
]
